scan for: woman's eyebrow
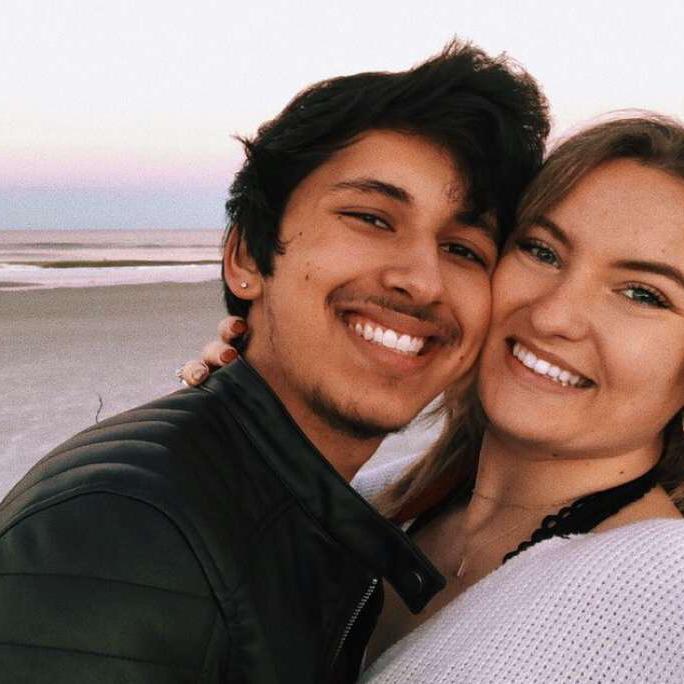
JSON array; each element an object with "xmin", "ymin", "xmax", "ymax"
[
  {"xmin": 613, "ymin": 259, "xmax": 684, "ymax": 290},
  {"xmin": 533, "ymin": 216, "xmax": 571, "ymax": 247},
  {"xmin": 532, "ymin": 216, "xmax": 684, "ymax": 289}
]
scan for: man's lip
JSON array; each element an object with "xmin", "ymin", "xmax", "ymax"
[
  {"xmin": 337, "ymin": 302, "xmax": 456, "ymax": 343},
  {"xmin": 506, "ymin": 336, "xmax": 596, "ymax": 385},
  {"xmin": 344, "ymin": 322, "xmax": 435, "ymax": 373}
]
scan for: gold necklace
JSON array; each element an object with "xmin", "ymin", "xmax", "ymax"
[
  {"xmin": 454, "ymin": 517, "xmax": 532, "ymax": 579},
  {"xmin": 471, "ymin": 489, "xmax": 577, "ymax": 512},
  {"xmin": 453, "ymin": 489, "xmax": 584, "ymax": 580},
  {"xmin": 454, "ymin": 493, "xmax": 576, "ymax": 579}
]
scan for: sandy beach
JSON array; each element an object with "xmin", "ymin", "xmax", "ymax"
[
  {"xmin": 1, "ymin": 280, "xmax": 226, "ymax": 495},
  {"xmin": 1, "ymin": 278, "xmax": 441, "ymax": 498}
]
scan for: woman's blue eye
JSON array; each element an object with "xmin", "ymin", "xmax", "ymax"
[
  {"xmin": 622, "ymin": 285, "xmax": 671, "ymax": 309},
  {"xmin": 516, "ymin": 239, "xmax": 559, "ymax": 267}
]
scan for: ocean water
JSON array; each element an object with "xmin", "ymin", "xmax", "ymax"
[{"xmin": 0, "ymin": 229, "xmax": 223, "ymax": 291}]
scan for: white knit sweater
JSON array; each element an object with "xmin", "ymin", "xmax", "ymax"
[{"xmin": 360, "ymin": 518, "xmax": 684, "ymax": 683}]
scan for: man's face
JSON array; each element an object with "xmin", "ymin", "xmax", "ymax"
[{"xmin": 243, "ymin": 129, "xmax": 496, "ymax": 444}]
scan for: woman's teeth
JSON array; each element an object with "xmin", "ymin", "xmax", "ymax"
[
  {"xmin": 512, "ymin": 342, "xmax": 589, "ymax": 388},
  {"xmin": 349, "ymin": 321, "xmax": 425, "ymax": 355}
]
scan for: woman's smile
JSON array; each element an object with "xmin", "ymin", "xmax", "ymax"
[{"xmin": 509, "ymin": 338, "xmax": 594, "ymax": 388}]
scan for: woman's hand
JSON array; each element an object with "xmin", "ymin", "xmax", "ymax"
[{"xmin": 177, "ymin": 316, "xmax": 247, "ymax": 386}]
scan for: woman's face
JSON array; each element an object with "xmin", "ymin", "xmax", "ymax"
[{"xmin": 478, "ymin": 159, "xmax": 684, "ymax": 458}]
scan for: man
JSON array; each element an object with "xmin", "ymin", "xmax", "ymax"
[{"xmin": 0, "ymin": 41, "xmax": 548, "ymax": 683}]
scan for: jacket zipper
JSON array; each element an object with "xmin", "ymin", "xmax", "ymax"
[{"xmin": 331, "ymin": 577, "xmax": 379, "ymax": 665}]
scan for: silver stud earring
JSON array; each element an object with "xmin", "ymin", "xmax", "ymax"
[{"xmin": 239, "ymin": 281, "xmax": 248, "ymax": 289}]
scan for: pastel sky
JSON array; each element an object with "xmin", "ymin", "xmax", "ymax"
[{"xmin": 2, "ymin": 0, "xmax": 683, "ymax": 229}]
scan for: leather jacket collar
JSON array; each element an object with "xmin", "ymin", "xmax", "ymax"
[{"xmin": 202, "ymin": 358, "xmax": 445, "ymax": 613}]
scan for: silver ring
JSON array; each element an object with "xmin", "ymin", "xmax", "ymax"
[{"xmin": 175, "ymin": 365, "xmax": 189, "ymax": 386}]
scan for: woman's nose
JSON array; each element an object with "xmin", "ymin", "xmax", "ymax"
[{"xmin": 527, "ymin": 276, "xmax": 591, "ymax": 341}]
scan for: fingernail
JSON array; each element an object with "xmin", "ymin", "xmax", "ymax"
[
  {"xmin": 190, "ymin": 362, "xmax": 209, "ymax": 383},
  {"xmin": 220, "ymin": 348, "xmax": 238, "ymax": 364},
  {"xmin": 231, "ymin": 319, "xmax": 247, "ymax": 334}
]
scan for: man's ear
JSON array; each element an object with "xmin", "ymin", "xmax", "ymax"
[{"xmin": 223, "ymin": 228, "xmax": 263, "ymax": 301}]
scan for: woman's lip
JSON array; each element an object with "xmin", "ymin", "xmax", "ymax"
[
  {"xmin": 506, "ymin": 336, "xmax": 595, "ymax": 385},
  {"xmin": 503, "ymin": 340, "xmax": 595, "ymax": 393}
]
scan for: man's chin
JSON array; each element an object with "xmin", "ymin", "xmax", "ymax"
[{"xmin": 308, "ymin": 388, "xmax": 409, "ymax": 441}]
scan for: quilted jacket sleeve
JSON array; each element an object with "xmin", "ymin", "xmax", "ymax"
[{"xmin": 0, "ymin": 492, "xmax": 228, "ymax": 683}]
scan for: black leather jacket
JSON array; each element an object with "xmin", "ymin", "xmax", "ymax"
[{"xmin": 0, "ymin": 359, "xmax": 444, "ymax": 683}]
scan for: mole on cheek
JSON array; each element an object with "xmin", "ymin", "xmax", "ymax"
[{"xmin": 305, "ymin": 273, "xmax": 310, "ymax": 281}]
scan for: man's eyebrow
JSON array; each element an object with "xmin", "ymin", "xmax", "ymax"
[
  {"xmin": 331, "ymin": 178, "xmax": 499, "ymax": 242},
  {"xmin": 614, "ymin": 259, "xmax": 684, "ymax": 290},
  {"xmin": 329, "ymin": 177, "xmax": 413, "ymax": 203},
  {"xmin": 532, "ymin": 216, "xmax": 572, "ymax": 247},
  {"xmin": 455, "ymin": 210, "xmax": 499, "ymax": 243}
]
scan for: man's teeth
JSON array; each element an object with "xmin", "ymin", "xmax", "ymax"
[
  {"xmin": 350, "ymin": 321, "xmax": 425, "ymax": 355},
  {"xmin": 512, "ymin": 342, "xmax": 587, "ymax": 387}
]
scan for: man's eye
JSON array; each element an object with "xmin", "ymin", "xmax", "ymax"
[
  {"xmin": 516, "ymin": 239, "xmax": 559, "ymax": 267},
  {"xmin": 341, "ymin": 212, "xmax": 391, "ymax": 230},
  {"xmin": 622, "ymin": 284, "xmax": 671, "ymax": 309},
  {"xmin": 441, "ymin": 243, "xmax": 486, "ymax": 267}
]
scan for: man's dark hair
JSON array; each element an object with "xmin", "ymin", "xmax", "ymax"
[{"xmin": 223, "ymin": 38, "xmax": 550, "ymax": 317}]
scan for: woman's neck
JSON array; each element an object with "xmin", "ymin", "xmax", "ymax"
[{"xmin": 466, "ymin": 428, "xmax": 663, "ymax": 525}]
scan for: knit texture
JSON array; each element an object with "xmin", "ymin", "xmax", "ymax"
[
  {"xmin": 361, "ymin": 518, "xmax": 684, "ymax": 683},
  {"xmin": 351, "ymin": 403, "xmax": 443, "ymax": 502}
]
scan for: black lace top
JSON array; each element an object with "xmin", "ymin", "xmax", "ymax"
[{"xmin": 502, "ymin": 465, "xmax": 658, "ymax": 563}]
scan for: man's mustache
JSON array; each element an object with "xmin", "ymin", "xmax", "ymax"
[{"xmin": 328, "ymin": 292, "xmax": 461, "ymax": 344}]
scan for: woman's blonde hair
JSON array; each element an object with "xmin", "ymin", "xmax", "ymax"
[{"xmin": 377, "ymin": 112, "xmax": 684, "ymax": 519}]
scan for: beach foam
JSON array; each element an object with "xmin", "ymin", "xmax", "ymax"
[{"xmin": 0, "ymin": 228, "xmax": 222, "ymax": 290}]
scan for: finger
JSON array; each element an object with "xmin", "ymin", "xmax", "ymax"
[
  {"xmin": 217, "ymin": 316, "xmax": 247, "ymax": 342},
  {"xmin": 219, "ymin": 346, "xmax": 239, "ymax": 365},
  {"xmin": 179, "ymin": 360, "xmax": 210, "ymax": 387},
  {"xmin": 202, "ymin": 340, "xmax": 238, "ymax": 368}
]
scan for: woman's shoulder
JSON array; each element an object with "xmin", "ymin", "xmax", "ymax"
[
  {"xmin": 597, "ymin": 517, "xmax": 684, "ymax": 572},
  {"xmin": 523, "ymin": 516, "xmax": 684, "ymax": 561},
  {"xmin": 576, "ymin": 517, "xmax": 684, "ymax": 556},
  {"xmin": 507, "ymin": 517, "xmax": 684, "ymax": 594}
]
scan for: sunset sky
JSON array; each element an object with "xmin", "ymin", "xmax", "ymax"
[{"xmin": 2, "ymin": 0, "xmax": 683, "ymax": 229}]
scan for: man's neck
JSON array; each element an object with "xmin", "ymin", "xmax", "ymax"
[
  {"xmin": 242, "ymin": 353, "xmax": 384, "ymax": 482},
  {"xmin": 290, "ymin": 412, "xmax": 385, "ymax": 482}
]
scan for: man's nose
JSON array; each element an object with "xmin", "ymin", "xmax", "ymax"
[{"xmin": 378, "ymin": 240, "xmax": 445, "ymax": 304}]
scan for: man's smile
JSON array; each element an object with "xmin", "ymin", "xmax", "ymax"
[
  {"xmin": 346, "ymin": 314, "xmax": 426, "ymax": 355},
  {"xmin": 335, "ymin": 297, "xmax": 461, "ymax": 371}
]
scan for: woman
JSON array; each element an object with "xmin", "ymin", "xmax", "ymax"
[
  {"xmin": 184, "ymin": 114, "xmax": 684, "ymax": 681},
  {"xmin": 360, "ymin": 114, "xmax": 684, "ymax": 682}
]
